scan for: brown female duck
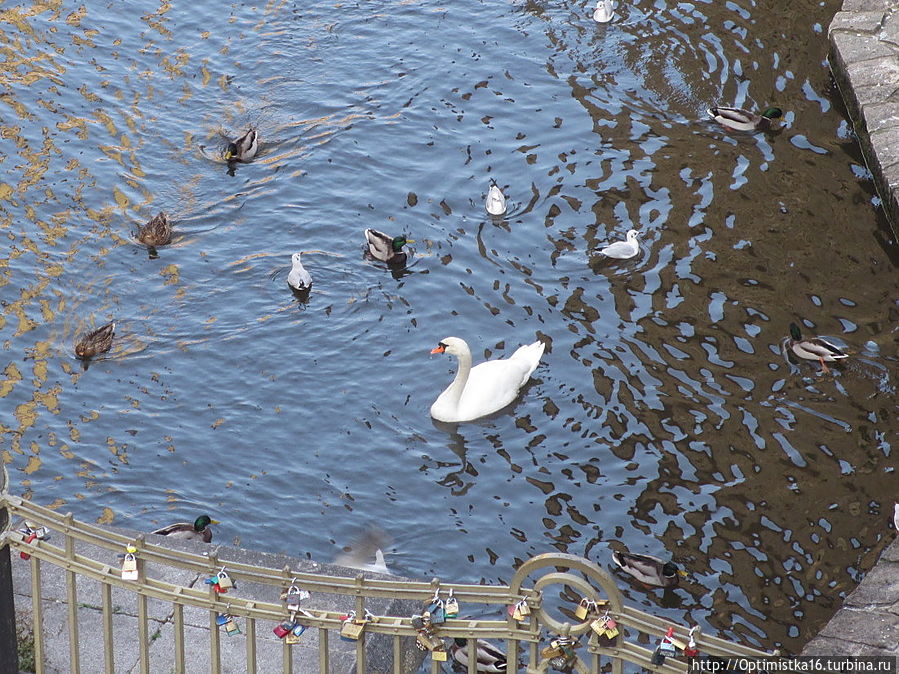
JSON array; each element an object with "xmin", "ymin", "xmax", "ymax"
[{"xmin": 74, "ymin": 322, "xmax": 115, "ymax": 360}]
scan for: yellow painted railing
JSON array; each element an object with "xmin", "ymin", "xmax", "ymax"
[{"xmin": 0, "ymin": 466, "xmax": 773, "ymax": 673}]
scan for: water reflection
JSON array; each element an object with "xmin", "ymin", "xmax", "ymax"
[{"xmin": 0, "ymin": 0, "xmax": 897, "ymax": 658}]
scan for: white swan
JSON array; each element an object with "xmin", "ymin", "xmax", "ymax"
[
  {"xmin": 485, "ymin": 181, "xmax": 507, "ymax": 216},
  {"xmin": 593, "ymin": 0, "xmax": 613, "ymax": 23},
  {"xmin": 430, "ymin": 336, "xmax": 545, "ymax": 423},
  {"xmin": 599, "ymin": 229, "xmax": 640, "ymax": 259}
]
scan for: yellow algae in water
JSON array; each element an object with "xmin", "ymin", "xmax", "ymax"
[
  {"xmin": 35, "ymin": 386, "xmax": 60, "ymax": 413},
  {"xmin": 23, "ymin": 455, "xmax": 41, "ymax": 474},
  {"xmin": 15, "ymin": 400, "xmax": 38, "ymax": 431},
  {"xmin": 96, "ymin": 507, "xmax": 114, "ymax": 524},
  {"xmin": 160, "ymin": 263, "xmax": 180, "ymax": 285},
  {"xmin": 0, "ymin": 362, "xmax": 22, "ymax": 397},
  {"xmin": 0, "ymin": 183, "xmax": 13, "ymax": 201},
  {"xmin": 211, "ymin": 418, "xmax": 225, "ymax": 429},
  {"xmin": 65, "ymin": 5, "xmax": 87, "ymax": 26}
]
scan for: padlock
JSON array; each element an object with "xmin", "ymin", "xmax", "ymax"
[
  {"xmin": 223, "ymin": 616, "xmax": 240, "ymax": 636},
  {"xmin": 574, "ymin": 597, "xmax": 593, "ymax": 620},
  {"xmin": 285, "ymin": 624, "xmax": 306, "ymax": 644},
  {"xmin": 340, "ymin": 620, "xmax": 365, "ymax": 641},
  {"xmin": 121, "ymin": 552, "xmax": 139, "ymax": 581},
  {"xmin": 273, "ymin": 620, "xmax": 295, "ymax": 638},
  {"xmin": 425, "ymin": 593, "xmax": 445, "ymax": 624},
  {"xmin": 541, "ymin": 644, "xmax": 563, "ymax": 659},
  {"xmin": 432, "ymin": 647, "xmax": 448, "ymax": 662},
  {"xmin": 684, "ymin": 626, "xmax": 699, "ymax": 657},
  {"xmin": 411, "ymin": 614, "xmax": 426, "ymax": 631},
  {"xmin": 651, "ymin": 645, "xmax": 666, "ymax": 666},
  {"xmin": 517, "ymin": 599, "xmax": 531, "ymax": 616},
  {"xmin": 550, "ymin": 655, "xmax": 574, "ymax": 671},
  {"xmin": 20, "ymin": 532, "xmax": 37, "ymax": 560},
  {"xmin": 285, "ymin": 586, "xmax": 303, "ymax": 613},
  {"xmin": 416, "ymin": 631, "xmax": 443, "ymax": 651},
  {"xmin": 216, "ymin": 570, "xmax": 234, "ymax": 590},
  {"xmin": 443, "ymin": 588, "xmax": 459, "ymax": 618}
]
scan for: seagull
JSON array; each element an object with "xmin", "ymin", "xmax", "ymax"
[
  {"xmin": 599, "ymin": 229, "xmax": 640, "ymax": 259},
  {"xmin": 893, "ymin": 503, "xmax": 899, "ymax": 534},
  {"xmin": 593, "ymin": 0, "xmax": 613, "ymax": 23},
  {"xmin": 485, "ymin": 180, "xmax": 507, "ymax": 216},
  {"xmin": 287, "ymin": 252, "xmax": 312, "ymax": 292}
]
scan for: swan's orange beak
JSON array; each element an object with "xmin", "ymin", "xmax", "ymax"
[{"xmin": 430, "ymin": 344, "xmax": 445, "ymax": 354}]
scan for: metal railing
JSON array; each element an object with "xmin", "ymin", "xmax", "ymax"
[{"xmin": 0, "ymin": 465, "xmax": 773, "ymax": 673}]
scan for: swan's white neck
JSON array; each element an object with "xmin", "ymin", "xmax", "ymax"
[{"xmin": 443, "ymin": 346, "xmax": 472, "ymax": 407}]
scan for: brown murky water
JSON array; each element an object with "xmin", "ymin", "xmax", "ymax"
[{"xmin": 1, "ymin": 0, "xmax": 896, "ymax": 655}]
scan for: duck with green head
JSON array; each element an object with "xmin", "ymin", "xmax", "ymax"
[
  {"xmin": 612, "ymin": 550, "xmax": 687, "ymax": 588},
  {"xmin": 224, "ymin": 129, "xmax": 258, "ymax": 162},
  {"xmin": 708, "ymin": 105, "xmax": 782, "ymax": 132},
  {"xmin": 152, "ymin": 515, "xmax": 219, "ymax": 543},
  {"xmin": 786, "ymin": 322, "xmax": 848, "ymax": 373},
  {"xmin": 364, "ymin": 228, "xmax": 414, "ymax": 265}
]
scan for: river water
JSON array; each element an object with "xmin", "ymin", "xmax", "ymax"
[{"xmin": 1, "ymin": 0, "xmax": 896, "ymax": 656}]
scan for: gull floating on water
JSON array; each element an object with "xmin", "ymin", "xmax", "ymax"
[
  {"xmin": 287, "ymin": 252, "xmax": 312, "ymax": 292},
  {"xmin": 593, "ymin": 0, "xmax": 613, "ymax": 23},
  {"xmin": 485, "ymin": 180, "xmax": 507, "ymax": 216},
  {"xmin": 599, "ymin": 229, "xmax": 640, "ymax": 259}
]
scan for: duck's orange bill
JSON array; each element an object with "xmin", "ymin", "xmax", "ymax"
[{"xmin": 430, "ymin": 345, "xmax": 445, "ymax": 354}]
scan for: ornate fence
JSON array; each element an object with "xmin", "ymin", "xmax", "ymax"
[{"xmin": 0, "ymin": 465, "xmax": 773, "ymax": 673}]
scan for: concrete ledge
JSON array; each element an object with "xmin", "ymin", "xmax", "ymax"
[
  {"xmin": 801, "ymin": 537, "xmax": 899, "ymax": 656},
  {"xmin": 11, "ymin": 529, "xmax": 424, "ymax": 674},
  {"xmin": 828, "ymin": 1, "xmax": 899, "ymax": 234}
]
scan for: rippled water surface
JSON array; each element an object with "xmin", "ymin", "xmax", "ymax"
[{"xmin": 2, "ymin": 0, "xmax": 897, "ymax": 655}]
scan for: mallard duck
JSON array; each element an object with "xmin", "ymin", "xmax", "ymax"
[
  {"xmin": 786, "ymin": 322, "xmax": 848, "ymax": 373},
  {"xmin": 224, "ymin": 129, "xmax": 258, "ymax": 162},
  {"xmin": 430, "ymin": 337, "xmax": 544, "ymax": 423},
  {"xmin": 612, "ymin": 550, "xmax": 686, "ymax": 588},
  {"xmin": 287, "ymin": 252, "xmax": 312, "ymax": 292},
  {"xmin": 364, "ymin": 229, "xmax": 414, "ymax": 265},
  {"xmin": 593, "ymin": 0, "xmax": 613, "ymax": 22},
  {"xmin": 451, "ymin": 638, "xmax": 507, "ymax": 673},
  {"xmin": 599, "ymin": 229, "xmax": 640, "ymax": 259},
  {"xmin": 485, "ymin": 180, "xmax": 507, "ymax": 216},
  {"xmin": 151, "ymin": 515, "xmax": 218, "ymax": 542},
  {"xmin": 707, "ymin": 106, "xmax": 783, "ymax": 132},
  {"xmin": 136, "ymin": 212, "xmax": 172, "ymax": 256},
  {"xmin": 74, "ymin": 322, "xmax": 115, "ymax": 360}
]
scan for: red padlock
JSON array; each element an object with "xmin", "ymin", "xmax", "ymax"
[
  {"xmin": 273, "ymin": 621, "xmax": 295, "ymax": 639},
  {"xmin": 20, "ymin": 532, "xmax": 37, "ymax": 560}
]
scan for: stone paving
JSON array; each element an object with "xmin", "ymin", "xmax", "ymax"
[
  {"xmin": 828, "ymin": 0, "xmax": 899, "ymax": 234},
  {"xmin": 801, "ymin": 537, "xmax": 899, "ymax": 656}
]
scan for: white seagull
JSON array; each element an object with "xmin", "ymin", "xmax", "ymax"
[
  {"xmin": 287, "ymin": 252, "xmax": 312, "ymax": 292},
  {"xmin": 599, "ymin": 229, "xmax": 640, "ymax": 259},
  {"xmin": 485, "ymin": 180, "xmax": 507, "ymax": 216},
  {"xmin": 593, "ymin": 0, "xmax": 613, "ymax": 23}
]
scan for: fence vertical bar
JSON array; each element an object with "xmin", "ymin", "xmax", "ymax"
[
  {"xmin": 282, "ymin": 633, "xmax": 293, "ymax": 672},
  {"xmin": 64, "ymin": 513, "xmax": 80, "ymax": 674},
  {"xmin": 318, "ymin": 626, "xmax": 329, "ymax": 672},
  {"xmin": 173, "ymin": 601, "xmax": 185, "ymax": 674},
  {"xmin": 392, "ymin": 634, "xmax": 402, "ymax": 674},
  {"xmin": 209, "ymin": 609, "xmax": 221, "ymax": 674},
  {"xmin": 30, "ymin": 555, "xmax": 44, "ymax": 674},
  {"xmin": 245, "ymin": 612, "xmax": 257, "ymax": 674},
  {"xmin": 137, "ymin": 592, "xmax": 149, "ymax": 674},
  {"xmin": 101, "ymin": 579, "xmax": 113, "ymax": 673}
]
